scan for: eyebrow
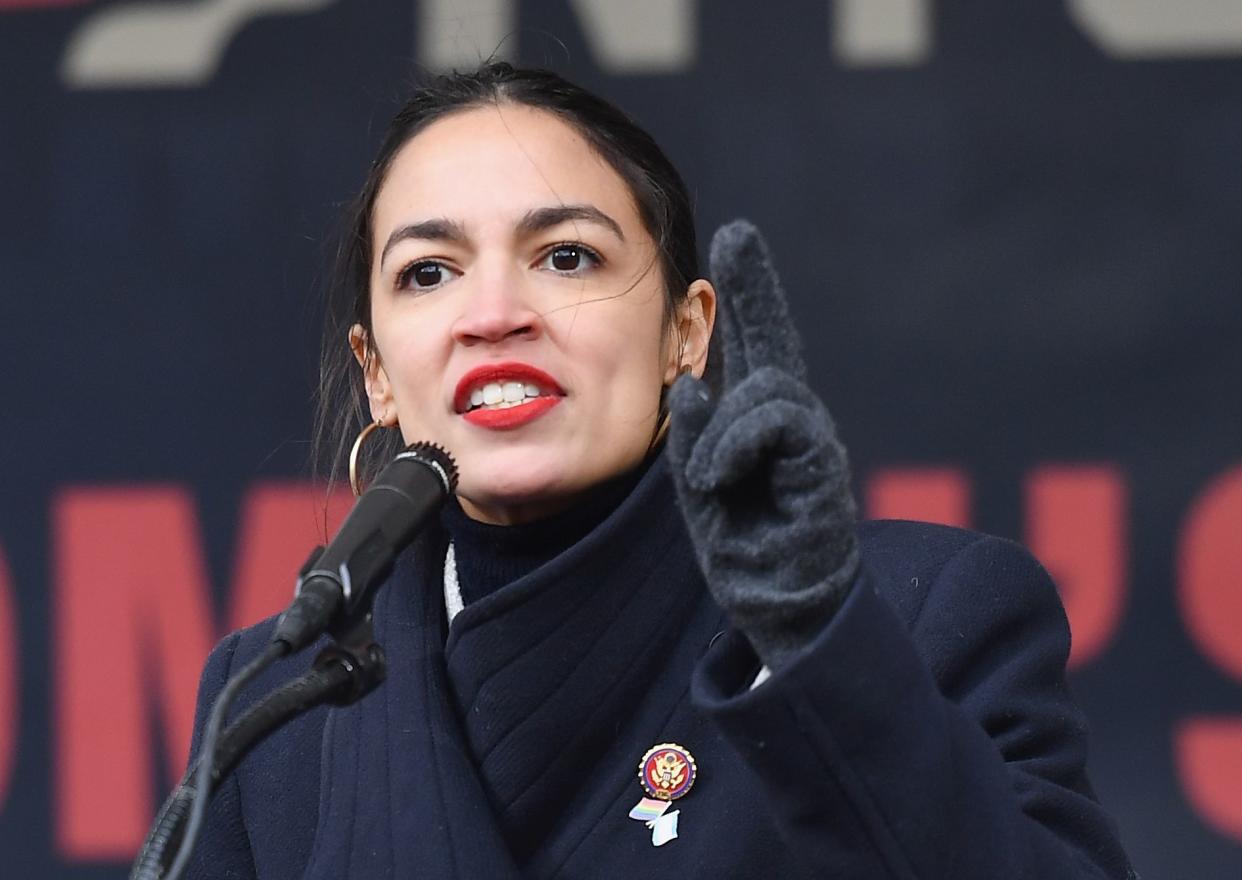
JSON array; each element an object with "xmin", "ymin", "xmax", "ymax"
[
  {"xmin": 380, "ymin": 218, "xmax": 468, "ymax": 269},
  {"xmin": 515, "ymin": 204, "xmax": 626, "ymax": 243},
  {"xmin": 378, "ymin": 204, "xmax": 625, "ymax": 270}
]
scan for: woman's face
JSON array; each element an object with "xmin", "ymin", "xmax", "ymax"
[{"xmin": 357, "ymin": 104, "xmax": 714, "ymax": 524}]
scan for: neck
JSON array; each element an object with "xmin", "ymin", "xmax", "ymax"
[{"xmin": 440, "ymin": 459, "xmax": 651, "ymax": 606}]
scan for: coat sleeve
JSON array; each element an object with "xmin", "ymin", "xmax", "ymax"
[
  {"xmin": 691, "ymin": 532, "xmax": 1135, "ymax": 879},
  {"xmin": 183, "ymin": 629, "xmax": 261, "ymax": 880}
]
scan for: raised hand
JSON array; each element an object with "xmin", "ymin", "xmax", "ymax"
[{"xmin": 667, "ymin": 221, "xmax": 859, "ymax": 671}]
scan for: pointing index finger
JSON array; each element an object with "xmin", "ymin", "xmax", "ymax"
[{"xmin": 708, "ymin": 220, "xmax": 807, "ymax": 387}]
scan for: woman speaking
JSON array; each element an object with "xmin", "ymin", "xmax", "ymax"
[{"xmin": 185, "ymin": 63, "xmax": 1133, "ymax": 878}]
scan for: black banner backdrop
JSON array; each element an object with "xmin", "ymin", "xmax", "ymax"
[{"xmin": 2, "ymin": 1, "xmax": 1241, "ymax": 877}]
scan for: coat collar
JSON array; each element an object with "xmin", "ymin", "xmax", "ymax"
[{"xmin": 302, "ymin": 452, "xmax": 723, "ymax": 877}]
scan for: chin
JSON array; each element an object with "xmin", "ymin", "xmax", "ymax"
[
  {"xmin": 456, "ymin": 442, "xmax": 643, "ymax": 522},
  {"xmin": 458, "ymin": 451, "xmax": 576, "ymax": 510}
]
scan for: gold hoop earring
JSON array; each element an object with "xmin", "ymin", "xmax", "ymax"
[
  {"xmin": 349, "ymin": 418, "xmax": 391, "ymax": 497},
  {"xmin": 649, "ymin": 364, "xmax": 692, "ymax": 451},
  {"xmin": 650, "ymin": 410, "xmax": 671, "ymax": 450}
]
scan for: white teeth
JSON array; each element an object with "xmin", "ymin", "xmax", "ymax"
[
  {"xmin": 502, "ymin": 381, "xmax": 525, "ymax": 402},
  {"xmin": 467, "ymin": 378, "xmax": 549, "ymax": 411}
]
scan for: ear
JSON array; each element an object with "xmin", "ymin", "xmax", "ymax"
[
  {"xmin": 349, "ymin": 324, "xmax": 396, "ymax": 424},
  {"xmin": 664, "ymin": 278, "xmax": 717, "ymax": 383}
]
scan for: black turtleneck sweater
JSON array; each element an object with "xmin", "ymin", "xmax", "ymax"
[{"xmin": 439, "ymin": 461, "xmax": 649, "ymax": 608}]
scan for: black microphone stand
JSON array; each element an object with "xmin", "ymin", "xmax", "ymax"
[
  {"xmin": 130, "ymin": 442, "xmax": 457, "ymax": 879},
  {"xmin": 129, "ymin": 584, "xmax": 388, "ymax": 880}
]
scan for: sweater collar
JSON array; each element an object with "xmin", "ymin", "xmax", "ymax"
[{"xmin": 439, "ymin": 457, "xmax": 649, "ymax": 607}]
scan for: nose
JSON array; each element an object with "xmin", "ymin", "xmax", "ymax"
[{"xmin": 450, "ymin": 262, "xmax": 543, "ymax": 346}]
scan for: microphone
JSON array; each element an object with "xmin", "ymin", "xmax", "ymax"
[{"xmin": 272, "ymin": 442, "xmax": 457, "ymax": 652}]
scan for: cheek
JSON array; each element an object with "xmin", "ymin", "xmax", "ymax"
[
  {"xmin": 570, "ymin": 310, "xmax": 669, "ymax": 409},
  {"xmin": 370, "ymin": 309, "xmax": 447, "ymax": 410}
]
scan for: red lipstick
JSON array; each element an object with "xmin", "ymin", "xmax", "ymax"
[
  {"xmin": 455, "ymin": 362, "xmax": 565, "ymax": 431},
  {"xmin": 464, "ymin": 396, "xmax": 561, "ymax": 430}
]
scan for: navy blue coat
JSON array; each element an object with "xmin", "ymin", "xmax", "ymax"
[{"xmin": 185, "ymin": 455, "xmax": 1133, "ymax": 878}]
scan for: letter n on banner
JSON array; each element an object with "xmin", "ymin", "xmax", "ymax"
[{"xmin": 52, "ymin": 483, "xmax": 351, "ymax": 860}]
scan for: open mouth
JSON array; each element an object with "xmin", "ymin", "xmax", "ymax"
[
  {"xmin": 454, "ymin": 362, "xmax": 565, "ymax": 429},
  {"xmin": 465, "ymin": 380, "xmax": 547, "ymax": 412}
]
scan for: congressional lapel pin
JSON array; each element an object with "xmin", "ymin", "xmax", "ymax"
[{"xmin": 629, "ymin": 743, "xmax": 696, "ymax": 846}]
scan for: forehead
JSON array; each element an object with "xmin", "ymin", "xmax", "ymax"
[{"xmin": 373, "ymin": 104, "xmax": 641, "ymax": 235}]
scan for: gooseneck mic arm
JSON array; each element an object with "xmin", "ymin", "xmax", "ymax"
[{"xmin": 130, "ymin": 442, "xmax": 457, "ymax": 880}]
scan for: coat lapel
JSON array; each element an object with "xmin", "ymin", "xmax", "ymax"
[
  {"xmin": 442, "ymin": 455, "xmax": 726, "ymax": 868},
  {"xmin": 303, "ymin": 533, "xmax": 520, "ymax": 880}
]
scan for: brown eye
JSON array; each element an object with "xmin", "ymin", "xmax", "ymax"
[
  {"xmin": 398, "ymin": 260, "xmax": 458, "ymax": 292},
  {"xmin": 413, "ymin": 263, "xmax": 443, "ymax": 286},
  {"xmin": 540, "ymin": 243, "xmax": 601, "ymax": 275},
  {"xmin": 551, "ymin": 246, "xmax": 582, "ymax": 271}
]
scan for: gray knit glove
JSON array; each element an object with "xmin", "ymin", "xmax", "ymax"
[{"xmin": 667, "ymin": 220, "xmax": 859, "ymax": 671}]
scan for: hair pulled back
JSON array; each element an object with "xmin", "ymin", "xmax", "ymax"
[{"xmin": 314, "ymin": 62, "xmax": 700, "ymax": 488}]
